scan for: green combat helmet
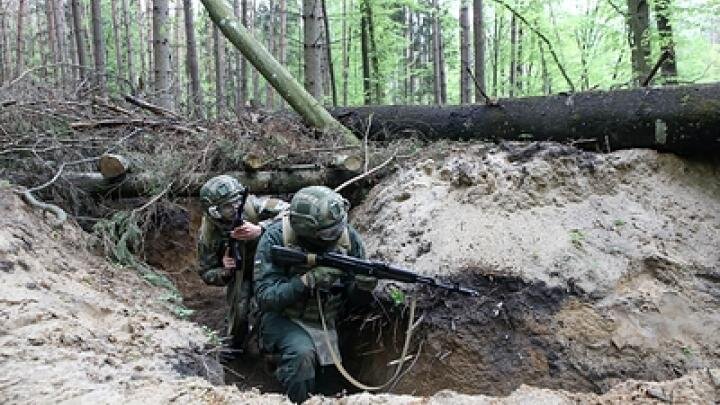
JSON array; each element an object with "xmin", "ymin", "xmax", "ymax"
[
  {"xmin": 199, "ymin": 175, "xmax": 246, "ymax": 223},
  {"xmin": 289, "ymin": 186, "xmax": 349, "ymax": 244}
]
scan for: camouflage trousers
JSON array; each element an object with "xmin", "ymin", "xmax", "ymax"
[{"xmin": 226, "ymin": 277, "xmax": 251, "ymax": 348}]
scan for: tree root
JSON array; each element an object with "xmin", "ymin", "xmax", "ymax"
[{"xmin": 16, "ymin": 190, "xmax": 67, "ymax": 228}]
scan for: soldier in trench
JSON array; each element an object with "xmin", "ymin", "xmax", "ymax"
[
  {"xmin": 253, "ymin": 186, "xmax": 378, "ymax": 403},
  {"xmin": 196, "ymin": 175, "xmax": 288, "ymax": 354}
]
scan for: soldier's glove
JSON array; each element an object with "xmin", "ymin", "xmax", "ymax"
[
  {"xmin": 303, "ymin": 266, "xmax": 345, "ymax": 290},
  {"xmin": 354, "ymin": 275, "xmax": 378, "ymax": 292}
]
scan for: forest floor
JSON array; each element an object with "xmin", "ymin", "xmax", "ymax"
[{"xmin": 1, "ymin": 82, "xmax": 719, "ymax": 403}]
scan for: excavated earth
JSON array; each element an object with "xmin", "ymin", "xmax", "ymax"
[{"xmin": 2, "ymin": 141, "xmax": 720, "ymax": 404}]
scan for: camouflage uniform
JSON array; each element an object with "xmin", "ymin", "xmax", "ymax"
[
  {"xmin": 253, "ymin": 186, "xmax": 376, "ymax": 403},
  {"xmin": 197, "ymin": 193, "xmax": 288, "ymax": 347}
]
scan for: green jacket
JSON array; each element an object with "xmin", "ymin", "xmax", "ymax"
[
  {"xmin": 196, "ymin": 195, "xmax": 288, "ymax": 286},
  {"xmin": 253, "ymin": 221, "xmax": 374, "ymax": 322}
]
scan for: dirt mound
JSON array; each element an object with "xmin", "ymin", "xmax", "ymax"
[
  {"xmin": 0, "ymin": 188, "xmax": 287, "ymax": 404},
  {"xmin": 351, "ymin": 142, "xmax": 720, "ymax": 395}
]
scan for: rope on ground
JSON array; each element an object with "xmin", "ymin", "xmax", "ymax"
[{"xmin": 318, "ymin": 292, "xmax": 418, "ymax": 391}]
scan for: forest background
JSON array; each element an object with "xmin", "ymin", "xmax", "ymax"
[{"xmin": 0, "ymin": 0, "xmax": 719, "ymax": 119}]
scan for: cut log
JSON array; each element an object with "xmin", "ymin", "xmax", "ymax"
[
  {"xmin": 64, "ymin": 167, "xmax": 361, "ymax": 197},
  {"xmin": 242, "ymin": 153, "xmax": 263, "ymax": 171},
  {"xmin": 330, "ymin": 83, "xmax": 720, "ymax": 154},
  {"xmin": 98, "ymin": 153, "xmax": 131, "ymax": 179}
]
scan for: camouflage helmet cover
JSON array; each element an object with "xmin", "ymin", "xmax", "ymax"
[
  {"xmin": 289, "ymin": 186, "xmax": 349, "ymax": 241},
  {"xmin": 199, "ymin": 175, "xmax": 245, "ymax": 211}
]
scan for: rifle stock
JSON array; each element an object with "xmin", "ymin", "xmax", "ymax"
[{"xmin": 271, "ymin": 245, "xmax": 480, "ymax": 297}]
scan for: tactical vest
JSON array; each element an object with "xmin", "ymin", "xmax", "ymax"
[{"xmin": 280, "ymin": 215, "xmax": 350, "ymax": 323}]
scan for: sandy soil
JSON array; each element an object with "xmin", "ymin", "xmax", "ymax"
[
  {"xmin": 2, "ymin": 141, "xmax": 719, "ymax": 404},
  {"xmin": 351, "ymin": 142, "xmax": 720, "ymax": 396}
]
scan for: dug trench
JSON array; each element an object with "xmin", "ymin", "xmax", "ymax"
[{"xmin": 141, "ymin": 141, "xmax": 720, "ymax": 400}]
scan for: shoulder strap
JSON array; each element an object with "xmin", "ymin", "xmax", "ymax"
[{"xmin": 282, "ymin": 214, "xmax": 296, "ymax": 247}]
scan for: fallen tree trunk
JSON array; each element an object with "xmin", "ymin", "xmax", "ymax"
[
  {"xmin": 330, "ymin": 83, "xmax": 720, "ymax": 154},
  {"xmin": 64, "ymin": 167, "xmax": 360, "ymax": 197}
]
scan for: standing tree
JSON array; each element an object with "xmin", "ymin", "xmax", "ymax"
[
  {"xmin": 213, "ymin": 25, "xmax": 225, "ymax": 115},
  {"xmin": 321, "ymin": 0, "xmax": 336, "ymax": 106},
  {"xmin": 627, "ymin": 0, "xmax": 651, "ymax": 84},
  {"xmin": 90, "ymin": 0, "xmax": 107, "ymax": 95},
  {"xmin": 71, "ymin": 0, "xmax": 87, "ymax": 81},
  {"xmin": 303, "ymin": 0, "xmax": 323, "ymax": 100},
  {"xmin": 473, "ymin": 0, "xmax": 485, "ymax": 102},
  {"xmin": 111, "ymin": 0, "xmax": 123, "ymax": 90},
  {"xmin": 183, "ymin": 0, "xmax": 203, "ymax": 117},
  {"xmin": 360, "ymin": 0, "xmax": 371, "ymax": 104},
  {"xmin": 460, "ymin": 1, "xmax": 470, "ymax": 103},
  {"xmin": 121, "ymin": 0, "xmax": 136, "ymax": 89},
  {"xmin": 654, "ymin": 0, "xmax": 677, "ymax": 83},
  {"xmin": 153, "ymin": 0, "xmax": 174, "ymax": 110},
  {"xmin": 431, "ymin": 0, "xmax": 443, "ymax": 104}
]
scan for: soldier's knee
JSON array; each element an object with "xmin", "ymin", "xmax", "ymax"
[{"xmin": 285, "ymin": 344, "xmax": 316, "ymax": 379}]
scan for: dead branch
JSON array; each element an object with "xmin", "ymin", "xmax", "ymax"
[
  {"xmin": 642, "ymin": 50, "xmax": 673, "ymax": 86},
  {"xmin": 466, "ymin": 66, "xmax": 498, "ymax": 106},
  {"xmin": 334, "ymin": 154, "xmax": 395, "ymax": 192},
  {"xmin": 69, "ymin": 118, "xmax": 196, "ymax": 134},
  {"xmin": 124, "ymin": 95, "xmax": 180, "ymax": 119}
]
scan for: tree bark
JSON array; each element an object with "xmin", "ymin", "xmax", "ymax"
[
  {"xmin": 266, "ymin": 0, "xmax": 276, "ymax": 109},
  {"xmin": 111, "ymin": 0, "xmax": 123, "ymax": 90},
  {"xmin": 90, "ymin": 0, "xmax": 107, "ymax": 96},
  {"xmin": 627, "ymin": 0, "xmax": 650, "ymax": 85},
  {"xmin": 153, "ymin": 0, "xmax": 174, "ymax": 110},
  {"xmin": 303, "ymin": 0, "xmax": 323, "ymax": 100},
  {"xmin": 509, "ymin": 13, "xmax": 516, "ymax": 97},
  {"xmin": 53, "ymin": 0, "xmax": 68, "ymax": 90},
  {"xmin": 460, "ymin": 1, "xmax": 470, "ymax": 104},
  {"xmin": 121, "ymin": 0, "xmax": 135, "ymax": 89},
  {"xmin": 182, "ymin": 0, "xmax": 202, "ymax": 117},
  {"xmin": 321, "ymin": 0, "xmax": 337, "ymax": 107},
  {"xmin": 431, "ymin": 0, "xmax": 442, "ymax": 104},
  {"xmin": 0, "ymin": 0, "xmax": 5, "ymax": 84},
  {"xmin": 330, "ymin": 83, "xmax": 720, "ymax": 154},
  {"xmin": 136, "ymin": 0, "xmax": 147, "ymax": 90},
  {"xmin": 473, "ymin": 0, "xmax": 485, "ymax": 102},
  {"xmin": 70, "ymin": 0, "xmax": 87, "ymax": 81},
  {"xmin": 213, "ymin": 25, "xmax": 225, "ymax": 116},
  {"xmin": 199, "ymin": 0, "xmax": 357, "ymax": 143},
  {"xmin": 366, "ymin": 1, "xmax": 381, "ymax": 103},
  {"xmin": 278, "ymin": 0, "xmax": 287, "ymax": 109},
  {"xmin": 653, "ymin": 0, "xmax": 677, "ymax": 83},
  {"xmin": 360, "ymin": 1, "xmax": 371, "ymax": 105},
  {"xmin": 65, "ymin": 167, "xmax": 361, "ymax": 197}
]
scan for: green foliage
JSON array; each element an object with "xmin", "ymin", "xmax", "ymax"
[
  {"xmin": 389, "ymin": 286, "xmax": 406, "ymax": 306},
  {"xmin": 569, "ymin": 228, "xmax": 585, "ymax": 248}
]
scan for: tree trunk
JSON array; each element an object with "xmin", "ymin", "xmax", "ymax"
[
  {"xmin": 0, "ymin": 0, "xmax": 5, "ymax": 84},
  {"xmin": 46, "ymin": 0, "xmax": 58, "ymax": 83},
  {"xmin": 342, "ymin": 0, "xmax": 349, "ymax": 106},
  {"xmin": 153, "ymin": 0, "xmax": 174, "ymax": 110},
  {"xmin": 360, "ymin": 1, "xmax": 371, "ymax": 105},
  {"xmin": 266, "ymin": 0, "xmax": 275, "ymax": 109},
  {"xmin": 111, "ymin": 0, "xmax": 123, "ymax": 90},
  {"xmin": 321, "ymin": 0, "xmax": 337, "ymax": 107},
  {"xmin": 173, "ymin": 2, "xmax": 182, "ymax": 105},
  {"xmin": 654, "ymin": 0, "xmax": 677, "ymax": 83},
  {"xmin": 431, "ymin": 0, "xmax": 441, "ymax": 104},
  {"xmin": 235, "ymin": 0, "xmax": 247, "ymax": 109},
  {"xmin": 90, "ymin": 0, "xmax": 107, "ymax": 96},
  {"xmin": 200, "ymin": 0, "xmax": 357, "ymax": 143},
  {"xmin": 459, "ymin": 2, "xmax": 470, "ymax": 104},
  {"xmin": 121, "ymin": 0, "xmax": 135, "ymax": 90},
  {"xmin": 473, "ymin": 0, "xmax": 485, "ymax": 102},
  {"xmin": 54, "ymin": 0, "xmax": 68, "ymax": 90},
  {"xmin": 182, "ymin": 0, "xmax": 202, "ymax": 117},
  {"xmin": 509, "ymin": 14, "xmax": 516, "ymax": 97},
  {"xmin": 136, "ymin": 0, "xmax": 147, "ymax": 90},
  {"xmin": 146, "ymin": 0, "xmax": 154, "ymax": 90},
  {"xmin": 213, "ymin": 25, "xmax": 225, "ymax": 116},
  {"xmin": 627, "ymin": 0, "xmax": 650, "ymax": 85},
  {"xmin": 492, "ymin": 10, "xmax": 500, "ymax": 96},
  {"xmin": 516, "ymin": 22, "xmax": 523, "ymax": 95},
  {"xmin": 303, "ymin": 0, "xmax": 323, "ymax": 100},
  {"xmin": 366, "ymin": 1, "xmax": 381, "ymax": 103},
  {"xmin": 70, "ymin": 0, "xmax": 86, "ymax": 81},
  {"xmin": 66, "ymin": 167, "xmax": 361, "ymax": 197},
  {"xmin": 330, "ymin": 83, "xmax": 720, "ymax": 154}
]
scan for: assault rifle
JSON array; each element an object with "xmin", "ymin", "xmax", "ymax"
[{"xmin": 271, "ymin": 245, "xmax": 480, "ymax": 296}]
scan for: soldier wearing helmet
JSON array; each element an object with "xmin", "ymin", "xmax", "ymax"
[
  {"xmin": 196, "ymin": 175, "xmax": 288, "ymax": 353},
  {"xmin": 253, "ymin": 186, "xmax": 377, "ymax": 403}
]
